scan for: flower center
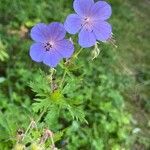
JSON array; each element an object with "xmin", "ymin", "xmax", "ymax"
[
  {"xmin": 82, "ymin": 17, "xmax": 93, "ymax": 31},
  {"xmin": 44, "ymin": 41, "xmax": 54, "ymax": 51},
  {"xmin": 84, "ymin": 17, "xmax": 90, "ymax": 22}
]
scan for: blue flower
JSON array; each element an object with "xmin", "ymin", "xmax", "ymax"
[
  {"xmin": 64, "ymin": 0, "xmax": 112, "ymax": 48},
  {"xmin": 30, "ymin": 22, "xmax": 74, "ymax": 68}
]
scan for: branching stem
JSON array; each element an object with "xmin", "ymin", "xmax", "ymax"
[
  {"xmin": 22, "ymin": 121, "xmax": 33, "ymax": 141},
  {"xmin": 74, "ymin": 48, "xmax": 83, "ymax": 58}
]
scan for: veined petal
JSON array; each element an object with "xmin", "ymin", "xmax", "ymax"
[
  {"xmin": 55, "ymin": 39, "xmax": 74, "ymax": 58},
  {"xmin": 90, "ymin": 1, "xmax": 112, "ymax": 20},
  {"xmin": 64, "ymin": 14, "xmax": 82, "ymax": 34},
  {"xmin": 43, "ymin": 50, "xmax": 62, "ymax": 68},
  {"xmin": 30, "ymin": 43, "xmax": 45, "ymax": 62},
  {"xmin": 47, "ymin": 22, "xmax": 66, "ymax": 41},
  {"xmin": 78, "ymin": 29, "xmax": 96, "ymax": 48},
  {"xmin": 30, "ymin": 23, "xmax": 49, "ymax": 42},
  {"xmin": 73, "ymin": 0, "xmax": 94, "ymax": 17},
  {"xmin": 93, "ymin": 21, "xmax": 112, "ymax": 41}
]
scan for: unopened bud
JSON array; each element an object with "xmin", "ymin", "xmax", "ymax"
[
  {"xmin": 17, "ymin": 129, "xmax": 24, "ymax": 141},
  {"xmin": 31, "ymin": 143, "xmax": 43, "ymax": 150},
  {"xmin": 31, "ymin": 120, "xmax": 37, "ymax": 129},
  {"xmin": 39, "ymin": 129, "xmax": 53, "ymax": 144},
  {"xmin": 91, "ymin": 42, "xmax": 101, "ymax": 60},
  {"xmin": 13, "ymin": 144, "xmax": 25, "ymax": 150},
  {"xmin": 45, "ymin": 129, "xmax": 53, "ymax": 138}
]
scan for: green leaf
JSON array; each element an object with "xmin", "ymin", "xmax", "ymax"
[{"xmin": 67, "ymin": 105, "xmax": 87, "ymax": 123}]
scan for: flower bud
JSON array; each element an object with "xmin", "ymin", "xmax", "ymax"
[
  {"xmin": 91, "ymin": 42, "xmax": 101, "ymax": 60},
  {"xmin": 13, "ymin": 144, "xmax": 25, "ymax": 150},
  {"xmin": 31, "ymin": 143, "xmax": 43, "ymax": 150},
  {"xmin": 45, "ymin": 129, "xmax": 53, "ymax": 137}
]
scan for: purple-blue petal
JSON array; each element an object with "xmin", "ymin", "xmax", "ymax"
[
  {"xmin": 78, "ymin": 29, "xmax": 96, "ymax": 48},
  {"xmin": 43, "ymin": 50, "xmax": 62, "ymax": 68},
  {"xmin": 47, "ymin": 22, "xmax": 66, "ymax": 41},
  {"xmin": 30, "ymin": 23, "xmax": 49, "ymax": 42},
  {"xmin": 90, "ymin": 1, "xmax": 112, "ymax": 20},
  {"xmin": 30, "ymin": 43, "xmax": 45, "ymax": 62},
  {"xmin": 73, "ymin": 0, "xmax": 94, "ymax": 17},
  {"xmin": 93, "ymin": 21, "xmax": 112, "ymax": 41},
  {"xmin": 55, "ymin": 39, "xmax": 74, "ymax": 58},
  {"xmin": 64, "ymin": 14, "xmax": 82, "ymax": 34}
]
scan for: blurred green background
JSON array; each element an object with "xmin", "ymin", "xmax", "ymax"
[{"xmin": 0, "ymin": 0, "xmax": 150, "ymax": 149}]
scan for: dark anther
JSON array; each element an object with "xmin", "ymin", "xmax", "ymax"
[
  {"xmin": 46, "ymin": 48, "xmax": 49, "ymax": 51},
  {"xmin": 44, "ymin": 42, "xmax": 52, "ymax": 51}
]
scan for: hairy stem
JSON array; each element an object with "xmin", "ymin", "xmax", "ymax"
[
  {"xmin": 59, "ymin": 69, "xmax": 67, "ymax": 89},
  {"xmin": 49, "ymin": 68, "xmax": 56, "ymax": 92}
]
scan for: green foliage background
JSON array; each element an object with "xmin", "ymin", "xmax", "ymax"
[{"xmin": 0, "ymin": 0, "xmax": 149, "ymax": 149}]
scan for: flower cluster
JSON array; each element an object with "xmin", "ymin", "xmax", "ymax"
[{"xmin": 30, "ymin": 0, "xmax": 112, "ymax": 67}]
